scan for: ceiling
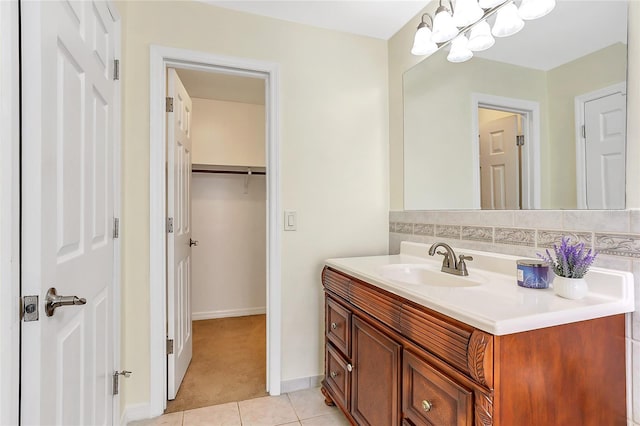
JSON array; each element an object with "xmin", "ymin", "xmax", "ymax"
[
  {"xmin": 176, "ymin": 69, "xmax": 265, "ymax": 104},
  {"xmin": 473, "ymin": 1, "xmax": 628, "ymax": 71},
  {"xmin": 203, "ymin": 1, "xmax": 429, "ymax": 40}
]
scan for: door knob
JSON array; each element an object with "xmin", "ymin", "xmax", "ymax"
[
  {"xmin": 189, "ymin": 238, "xmax": 199, "ymax": 247},
  {"xmin": 45, "ymin": 287, "xmax": 86, "ymax": 317}
]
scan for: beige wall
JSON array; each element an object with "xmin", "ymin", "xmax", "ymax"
[
  {"xmin": 546, "ymin": 43, "xmax": 627, "ymax": 209},
  {"xmin": 119, "ymin": 0, "xmax": 389, "ymax": 408},
  {"xmin": 390, "ymin": 4, "xmax": 639, "ymax": 211},
  {"xmin": 191, "ymin": 98, "xmax": 266, "ymax": 167},
  {"xmin": 191, "ymin": 174, "xmax": 266, "ymax": 319}
]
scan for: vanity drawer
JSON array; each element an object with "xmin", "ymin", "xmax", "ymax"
[
  {"xmin": 326, "ymin": 296, "xmax": 351, "ymax": 357},
  {"xmin": 403, "ymin": 349, "xmax": 473, "ymax": 426},
  {"xmin": 325, "ymin": 343, "xmax": 351, "ymax": 412}
]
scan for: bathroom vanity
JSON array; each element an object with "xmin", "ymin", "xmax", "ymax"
[{"xmin": 321, "ymin": 242, "xmax": 634, "ymax": 426}]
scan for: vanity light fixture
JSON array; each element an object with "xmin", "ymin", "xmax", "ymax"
[
  {"xmin": 410, "ymin": 0, "xmax": 555, "ymax": 62},
  {"xmin": 411, "ymin": 14, "xmax": 439, "ymax": 56}
]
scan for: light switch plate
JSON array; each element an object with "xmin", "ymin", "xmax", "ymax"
[{"xmin": 284, "ymin": 210, "xmax": 297, "ymax": 231}]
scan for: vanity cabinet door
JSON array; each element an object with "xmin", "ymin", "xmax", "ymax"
[
  {"xmin": 403, "ymin": 350, "xmax": 473, "ymax": 426},
  {"xmin": 325, "ymin": 343, "xmax": 351, "ymax": 411},
  {"xmin": 351, "ymin": 316, "xmax": 401, "ymax": 426},
  {"xmin": 326, "ymin": 296, "xmax": 351, "ymax": 357}
]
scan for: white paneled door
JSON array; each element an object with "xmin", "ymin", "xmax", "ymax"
[
  {"xmin": 21, "ymin": 1, "xmax": 118, "ymax": 425},
  {"xmin": 167, "ymin": 68, "xmax": 194, "ymax": 400},
  {"xmin": 584, "ymin": 92, "xmax": 626, "ymax": 209},
  {"xmin": 479, "ymin": 115, "xmax": 520, "ymax": 210}
]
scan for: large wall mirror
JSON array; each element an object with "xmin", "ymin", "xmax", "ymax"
[{"xmin": 403, "ymin": 1, "xmax": 628, "ymax": 210}]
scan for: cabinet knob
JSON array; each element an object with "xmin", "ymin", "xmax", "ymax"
[
  {"xmin": 347, "ymin": 363, "xmax": 353, "ymax": 372},
  {"xmin": 331, "ymin": 322, "xmax": 337, "ymax": 330},
  {"xmin": 421, "ymin": 400, "xmax": 433, "ymax": 412},
  {"xmin": 330, "ymin": 371, "xmax": 338, "ymax": 378}
]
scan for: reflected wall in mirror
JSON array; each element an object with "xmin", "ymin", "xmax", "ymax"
[{"xmin": 403, "ymin": 1, "xmax": 628, "ymax": 210}]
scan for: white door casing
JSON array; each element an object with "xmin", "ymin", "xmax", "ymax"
[
  {"xmin": 472, "ymin": 94, "xmax": 541, "ymax": 209},
  {"xmin": 149, "ymin": 47, "xmax": 281, "ymax": 416},
  {"xmin": 21, "ymin": 1, "xmax": 119, "ymax": 424},
  {"xmin": 585, "ymin": 93, "xmax": 626, "ymax": 209},
  {"xmin": 479, "ymin": 115, "xmax": 520, "ymax": 210},
  {"xmin": 167, "ymin": 68, "xmax": 194, "ymax": 400}
]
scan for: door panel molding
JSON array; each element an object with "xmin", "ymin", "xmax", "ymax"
[{"xmin": 148, "ymin": 45, "xmax": 282, "ymax": 416}]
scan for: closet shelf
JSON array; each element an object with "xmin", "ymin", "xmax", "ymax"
[{"xmin": 191, "ymin": 164, "xmax": 266, "ymax": 175}]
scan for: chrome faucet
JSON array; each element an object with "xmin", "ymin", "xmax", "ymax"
[{"xmin": 428, "ymin": 242, "xmax": 473, "ymax": 276}]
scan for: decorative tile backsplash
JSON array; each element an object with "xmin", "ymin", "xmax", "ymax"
[
  {"xmin": 595, "ymin": 233, "xmax": 640, "ymax": 258},
  {"xmin": 435, "ymin": 224, "xmax": 460, "ymax": 239},
  {"xmin": 494, "ymin": 227, "xmax": 536, "ymax": 246},
  {"xmin": 537, "ymin": 230, "xmax": 592, "ymax": 248},
  {"xmin": 461, "ymin": 226, "xmax": 492, "ymax": 242},
  {"xmin": 389, "ymin": 210, "xmax": 640, "ymax": 259}
]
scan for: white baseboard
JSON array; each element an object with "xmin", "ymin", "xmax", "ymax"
[
  {"xmin": 280, "ymin": 375, "xmax": 323, "ymax": 394},
  {"xmin": 120, "ymin": 403, "xmax": 151, "ymax": 425},
  {"xmin": 192, "ymin": 307, "xmax": 266, "ymax": 321}
]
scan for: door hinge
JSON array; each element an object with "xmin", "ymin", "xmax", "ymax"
[
  {"xmin": 113, "ymin": 217, "xmax": 120, "ymax": 239},
  {"xmin": 516, "ymin": 135, "xmax": 525, "ymax": 146},
  {"xmin": 581, "ymin": 124, "xmax": 586, "ymax": 139},
  {"xmin": 167, "ymin": 339, "xmax": 174, "ymax": 355},
  {"xmin": 112, "ymin": 370, "xmax": 132, "ymax": 396},
  {"xmin": 167, "ymin": 217, "xmax": 174, "ymax": 233},
  {"xmin": 166, "ymin": 97, "xmax": 174, "ymax": 113},
  {"xmin": 113, "ymin": 59, "xmax": 120, "ymax": 81},
  {"xmin": 22, "ymin": 295, "xmax": 39, "ymax": 322}
]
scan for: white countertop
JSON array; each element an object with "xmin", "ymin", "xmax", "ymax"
[{"xmin": 325, "ymin": 242, "xmax": 635, "ymax": 335}]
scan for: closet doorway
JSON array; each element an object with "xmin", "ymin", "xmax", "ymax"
[{"xmin": 165, "ymin": 66, "xmax": 268, "ymax": 413}]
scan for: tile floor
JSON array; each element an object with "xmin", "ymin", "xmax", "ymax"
[{"xmin": 128, "ymin": 387, "xmax": 350, "ymax": 426}]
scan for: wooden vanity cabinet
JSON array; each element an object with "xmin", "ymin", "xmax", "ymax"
[{"xmin": 321, "ymin": 266, "xmax": 627, "ymax": 426}]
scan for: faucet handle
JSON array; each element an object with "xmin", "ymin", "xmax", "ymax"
[{"xmin": 457, "ymin": 254, "xmax": 473, "ymax": 276}]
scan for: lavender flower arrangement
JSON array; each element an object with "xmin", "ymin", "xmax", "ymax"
[{"xmin": 537, "ymin": 237, "xmax": 597, "ymax": 279}]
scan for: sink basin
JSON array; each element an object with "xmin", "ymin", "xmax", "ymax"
[{"xmin": 379, "ymin": 264, "xmax": 485, "ymax": 287}]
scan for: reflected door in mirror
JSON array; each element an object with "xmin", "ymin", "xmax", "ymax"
[
  {"xmin": 479, "ymin": 113, "xmax": 521, "ymax": 210},
  {"xmin": 584, "ymin": 92, "xmax": 626, "ymax": 209}
]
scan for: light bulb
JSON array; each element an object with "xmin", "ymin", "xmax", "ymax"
[
  {"xmin": 468, "ymin": 20, "xmax": 495, "ymax": 51},
  {"xmin": 453, "ymin": 0, "xmax": 484, "ymax": 28},
  {"xmin": 411, "ymin": 25, "xmax": 438, "ymax": 56},
  {"xmin": 518, "ymin": 0, "xmax": 556, "ymax": 20},
  {"xmin": 492, "ymin": 2, "xmax": 524, "ymax": 37},
  {"xmin": 447, "ymin": 35, "xmax": 473, "ymax": 63},
  {"xmin": 432, "ymin": 6, "xmax": 459, "ymax": 43}
]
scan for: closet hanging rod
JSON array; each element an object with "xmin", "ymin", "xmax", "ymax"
[{"xmin": 191, "ymin": 169, "xmax": 266, "ymax": 175}]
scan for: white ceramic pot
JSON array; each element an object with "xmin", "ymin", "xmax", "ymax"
[{"xmin": 553, "ymin": 276, "xmax": 588, "ymax": 300}]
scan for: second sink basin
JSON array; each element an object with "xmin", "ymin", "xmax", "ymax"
[{"xmin": 379, "ymin": 264, "xmax": 485, "ymax": 287}]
